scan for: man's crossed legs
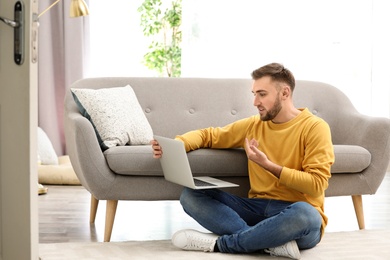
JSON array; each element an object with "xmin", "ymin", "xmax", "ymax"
[{"xmin": 172, "ymin": 188, "xmax": 322, "ymax": 259}]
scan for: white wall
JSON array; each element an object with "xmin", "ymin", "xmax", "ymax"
[
  {"xmin": 371, "ymin": 0, "xmax": 390, "ymax": 118},
  {"xmin": 89, "ymin": 0, "xmax": 390, "ymax": 117}
]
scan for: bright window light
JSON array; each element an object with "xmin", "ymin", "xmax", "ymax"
[{"xmin": 88, "ymin": 0, "xmax": 390, "ymax": 117}]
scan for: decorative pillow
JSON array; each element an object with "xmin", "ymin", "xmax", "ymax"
[
  {"xmin": 71, "ymin": 85, "xmax": 154, "ymax": 151},
  {"xmin": 37, "ymin": 127, "xmax": 59, "ymax": 165}
]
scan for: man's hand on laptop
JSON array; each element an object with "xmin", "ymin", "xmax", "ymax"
[{"xmin": 150, "ymin": 139, "xmax": 163, "ymax": 158}]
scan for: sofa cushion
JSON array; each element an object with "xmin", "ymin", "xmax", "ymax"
[
  {"xmin": 332, "ymin": 145, "xmax": 371, "ymax": 173},
  {"xmin": 104, "ymin": 144, "xmax": 371, "ymax": 177},
  {"xmin": 104, "ymin": 146, "xmax": 249, "ymax": 177},
  {"xmin": 71, "ymin": 85, "xmax": 154, "ymax": 151},
  {"xmin": 104, "ymin": 145, "xmax": 161, "ymax": 176}
]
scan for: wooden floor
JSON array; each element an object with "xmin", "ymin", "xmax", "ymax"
[{"xmin": 39, "ymin": 173, "xmax": 390, "ymax": 243}]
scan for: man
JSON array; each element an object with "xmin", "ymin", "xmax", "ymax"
[{"xmin": 151, "ymin": 63, "xmax": 334, "ymax": 259}]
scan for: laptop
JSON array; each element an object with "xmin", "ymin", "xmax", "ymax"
[{"xmin": 154, "ymin": 135, "xmax": 239, "ymax": 189}]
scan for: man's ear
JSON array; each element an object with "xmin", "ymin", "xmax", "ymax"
[{"xmin": 281, "ymin": 85, "xmax": 291, "ymax": 100}]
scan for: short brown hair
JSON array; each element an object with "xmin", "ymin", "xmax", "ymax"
[{"xmin": 251, "ymin": 63, "xmax": 295, "ymax": 92}]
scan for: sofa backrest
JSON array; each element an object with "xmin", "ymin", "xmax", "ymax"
[
  {"xmin": 293, "ymin": 80, "xmax": 360, "ymax": 144},
  {"xmin": 66, "ymin": 77, "xmax": 256, "ymax": 138},
  {"xmin": 65, "ymin": 77, "xmax": 359, "ymax": 144}
]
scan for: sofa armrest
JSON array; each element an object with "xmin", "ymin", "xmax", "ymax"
[
  {"xmin": 64, "ymin": 110, "xmax": 117, "ymax": 198},
  {"xmin": 333, "ymin": 112, "xmax": 390, "ymax": 194}
]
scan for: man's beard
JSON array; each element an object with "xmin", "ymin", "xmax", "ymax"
[{"xmin": 259, "ymin": 96, "xmax": 282, "ymax": 121}]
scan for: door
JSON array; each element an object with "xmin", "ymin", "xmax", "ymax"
[{"xmin": 0, "ymin": 0, "xmax": 38, "ymax": 259}]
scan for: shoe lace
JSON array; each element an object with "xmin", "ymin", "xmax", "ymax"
[{"xmin": 187, "ymin": 234, "xmax": 214, "ymax": 251}]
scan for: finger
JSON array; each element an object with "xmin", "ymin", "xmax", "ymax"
[
  {"xmin": 250, "ymin": 138, "xmax": 259, "ymax": 147},
  {"xmin": 153, "ymin": 149, "xmax": 163, "ymax": 158},
  {"xmin": 244, "ymin": 138, "xmax": 252, "ymax": 153},
  {"xmin": 151, "ymin": 141, "xmax": 161, "ymax": 150},
  {"xmin": 250, "ymin": 144, "xmax": 260, "ymax": 154},
  {"xmin": 246, "ymin": 138, "xmax": 254, "ymax": 148},
  {"xmin": 153, "ymin": 153, "xmax": 162, "ymax": 159}
]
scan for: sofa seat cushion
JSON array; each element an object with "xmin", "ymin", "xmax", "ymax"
[
  {"xmin": 104, "ymin": 144, "xmax": 371, "ymax": 177},
  {"xmin": 104, "ymin": 146, "xmax": 249, "ymax": 177},
  {"xmin": 104, "ymin": 145, "xmax": 161, "ymax": 176},
  {"xmin": 332, "ymin": 145, "xmax": 371, "ymax": 173}
]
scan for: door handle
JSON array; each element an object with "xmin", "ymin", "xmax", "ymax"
[{"xmin": 0, "ymin": 1, "xmax": 24, "ymax": 65}]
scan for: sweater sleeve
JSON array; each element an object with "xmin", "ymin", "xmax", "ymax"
[
  {"xmin": 175, "ymin": 116, "xmax": 257, "ymax": 152},
  {"xmin": 175, "ymin": 128, "xmax": 214, "ymax": 151},
  {"xmin": 279, "ymin": 120, "xmax": 334, "ymax": 197}
]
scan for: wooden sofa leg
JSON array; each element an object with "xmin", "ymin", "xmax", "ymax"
[
  {"xmin": 352, "ymin": 195, "xmax": 365, "ymax": 230},
  {"xmin": 90, "ymin": 195, "xmax": 99, "ymax": 224},
  {"xmin": 104, "ymin": 200, "xmax": 118, "ymax": 242}
]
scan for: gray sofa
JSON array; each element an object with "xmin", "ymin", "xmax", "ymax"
[{"xmin": 64, "ymin": 77, "xmax": 390, "ymax": 242}]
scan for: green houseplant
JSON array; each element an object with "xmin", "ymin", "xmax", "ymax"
[{"xmin": 138, "ymin": 0, "xmax": 182, "ymax": 77}]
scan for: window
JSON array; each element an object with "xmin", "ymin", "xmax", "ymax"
[
  {"xmin": 88, "ymin": 0, "xmax": 153, "ymax": 77},
  {"xmin": 88, "ymin": 0, "xmax": 390, "ymax": 117}
]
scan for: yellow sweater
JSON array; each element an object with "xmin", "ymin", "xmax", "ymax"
[{"xmin": 175, "ymin": 108, "xmax": 334, "ymax": 234}]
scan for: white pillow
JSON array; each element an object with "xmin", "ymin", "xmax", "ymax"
[
  {"xmin": 37, "ymin": 127, "xmax": 58, "ymax": 165},
  {"xmin": 71, "ymin": 85, "xmax": 154, "ymax": 151}
]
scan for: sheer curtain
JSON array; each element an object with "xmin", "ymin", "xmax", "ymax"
[{"xmin": 38, "ymin": 0, "xmax": 89, "ymax": 155}]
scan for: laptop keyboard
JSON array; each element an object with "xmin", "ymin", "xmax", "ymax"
[{"xmin": 194, "ymin": 178, "xmax": 217, "ymax": 187}]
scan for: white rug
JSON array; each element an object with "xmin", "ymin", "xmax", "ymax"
[{"xmin": 39, "ymin": 229, "xmax": 390, "ymax": 260}]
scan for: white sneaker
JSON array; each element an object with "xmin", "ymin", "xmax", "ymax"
[
  {"xmin": 172, "ymin": 229, "xmax": 218, "ymax": 252},
  {"xmin": 264, "ymin": 240, "xmax": 301, "ymax": 259}
]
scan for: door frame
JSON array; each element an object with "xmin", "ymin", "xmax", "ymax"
[{"xmin": 0, "ymin": 0, "xmax": 38, "ymax": 259}]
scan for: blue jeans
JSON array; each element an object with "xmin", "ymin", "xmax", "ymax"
[{"xmin": 180, "ymin": 188, "xmax": 322, "ymax": 254}]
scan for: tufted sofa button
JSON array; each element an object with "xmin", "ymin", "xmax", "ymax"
[
  {"xmin": 312, "ymin": 109, "xmax": 318, "ymax": 115},
  {"xmin": 145, "ymin": 108, "xmax": 151, "ymax": 113},
  {"xmin": 231, "ymin": 109, "xmax": 237, "ymax": 115},
  {"xmin": 189, "ymin": 108, "xmax": 195, "ymax": 114}
]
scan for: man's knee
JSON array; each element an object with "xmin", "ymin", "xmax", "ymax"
[
  {"xmin": 290, "ymin": 202, "xmax": 322, "ymax": 249},
  {"xmin": 179, "ymin": 188, "xmax": 192, "ymax": 206},
  {"xmin": 291, "ymin": 202, "xmax": 322, "ymax": 228},
  {"xmin": 179, "ymin": 188, "xmax": 203, "ymax": 213}
]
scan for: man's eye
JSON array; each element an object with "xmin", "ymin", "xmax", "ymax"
[{"xmin": 253, "ymin": 92, "xmax": 266, "ymax": 97}]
